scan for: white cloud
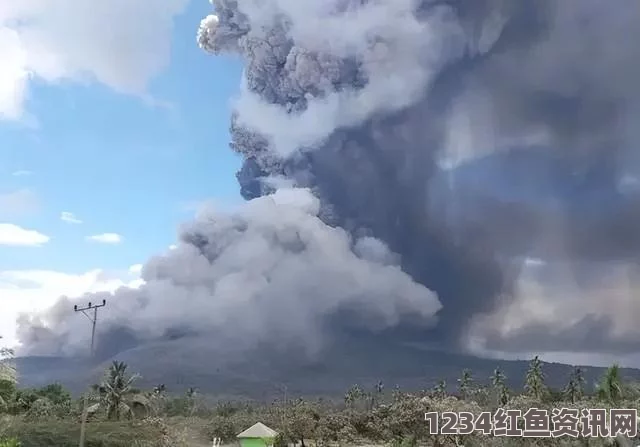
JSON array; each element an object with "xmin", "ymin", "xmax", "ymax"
[
  {"xmin": 0, "ymin": 189, "xmax": 39, "ymax": 217},
  {"xmin": 0, "ymin": 0, "xmax": 190, "ymax": 120},
  {"xmin": 60, "ymin": 211, "xmax": 82, "ymax": 224},
  {"xmin": 128, "ymin": 263, "xmax": 142, "ymax": 275},
  {"xmin": 11, "ymin": 170, "xmax": 33, "ymax": 177},
  {"xmin": 86, "ymin": 233, "xmax": 122, "ymax": 244},
  {"xmin": 0, "ymin": 223, "xmax": 49, "ymax": 246},
  {"xmin": 0, "ymin": 268, "xmax": 144, "ymax": 348}
]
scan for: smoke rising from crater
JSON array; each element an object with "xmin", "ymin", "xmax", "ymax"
[{"xmin": 17, "ymin": 0, "xmax": 640, "ymax": 363}]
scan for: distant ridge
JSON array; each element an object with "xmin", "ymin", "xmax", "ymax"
[{"xmin": 9, "ymin": 335, "xmax": 640, "ymax": 400}]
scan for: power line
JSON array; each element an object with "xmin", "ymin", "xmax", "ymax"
[{"xmin": 74, "ymin": 299, "xmax": 106, "ymax": 447}]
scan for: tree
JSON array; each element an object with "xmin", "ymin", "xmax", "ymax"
[
  {"xmin": 12, "ymin": 388, "xmax": 39, "ymax": 414},
  {"xmin": 25, "ymin": 397, "xmax": 56, "ymax": 420},
  {"xmin": 147, "ymin": 383, "xmax": 167, "ymax": 416},
  {"xmin": 457, "ymin": 369, "xmax": 473, "ymax": 400},
  {"xmin": 564, "ymin": 367, "xmax": 585, "ymax": 403},
  {"xmin": 0, "ymin": 345, "xmax": 16, "ymax": 413},
  {"xmin": 344, "ymin": 384, "xmax": 364, "ymax": 409},
  {"xmin": 596, "ymin": 363, "xmax": 623, "ymax": 405},
  {"xmin": 432, "ymin": 380, "xmax": 446, "ymax": 400},
  {"xmin": 185, "ymin": 387, "xmax": 199, "ymax": 415},
  {"xmin": 0, "ymin": 346, "xmax": 16, "ymax": 385},
  {"xmin": 0, "ymin": 380, "xmax": 16, "ymax": 413},
  {"xmin": 286, "ymin": 398, "xmax": 320, "ymax": 447},
  {"xmin": 91, "ymin": 361, "xmax": 143, "ymax": 420},
  {"xmin": 384, "ymin": 395, "xmax": 432, "ymax": 446},
  {"xmin": 186, "ymin": 387, "xmax": 197, "ymax": 399},
  {"xmin": 153, "ymin": 383, "xmax": 167, "ymax": 395},
  {"xmin": 490, "ymin": 367, "xmax": 509, "ymax": 406},
  {"xmin": 163, "ymin": 388, "xmax": 199, "ymax": 417},
  {"xmin": 7, "ymin": 383, "xmax": 73, "ymax": 417},
  {"xmin": 37, "ymin": 383, "xmax": 72, "ymax": 407},
  {"xmin": 207, "ymin": 415, "xmax": 238, "ymax": 442},
  {"xmin": 392, "ymin": 385, "xmax": 403, "ymax": 403},
  {"xmin": 316, "ymin": 413, "xmax": 351, "ymax": 446},
  {"xmin": 524, "ymin": 356, "xmax": 546, "ymax": 400},
  {"xmin": 370, "ymin": 381, "xmax": 384, "ymax": 408}
]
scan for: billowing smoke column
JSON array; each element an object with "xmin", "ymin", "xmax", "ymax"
[
  {"xmin": 17, "ymin": 189, "xmax": 440, "ymax": 357},
  {"xmin": 17, "ymin": 0, "xmax": 640, "ymax": 364},
  {"xmin": 195, "ymin": 0, "xmax": 640, "ymax": 359}
]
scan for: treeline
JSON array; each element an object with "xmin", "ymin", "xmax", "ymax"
[{"xmin": 0, "ymin": 355, "xmax": 639, "ymax": 446}]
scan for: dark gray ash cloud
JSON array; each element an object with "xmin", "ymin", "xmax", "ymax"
[{"xmin": 17, "ymin": 0, "xmax": 640, "ymax": 364}]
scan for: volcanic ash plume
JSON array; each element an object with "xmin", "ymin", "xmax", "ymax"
[
  {"xmin": 194, "ymin": 0, "xmax": 640, "ymax": 361},
  {"xmin": 17, "ymin": 189, "xmax": 440, "ymax": 357},
  {"xmin": 17, "ymin": 0, "xmax": 640, "ymax": 363}
]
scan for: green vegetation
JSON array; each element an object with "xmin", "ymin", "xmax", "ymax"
[{"xmin": 0, "ymin": 358, "xmax": 639, "ymax": 446}]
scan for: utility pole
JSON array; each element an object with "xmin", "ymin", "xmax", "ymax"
[{"xmin": 74, "ymin": 299, "xmax": 106, "ymax": 447}]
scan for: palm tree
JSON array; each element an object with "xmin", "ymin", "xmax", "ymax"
[
  {"xmin": 370, "ymin": 381, "xmax": 384, "ymax": 408},
  {"xmin": 490, "ymin": 367, "xmax": 509, "ymax": 406},
  {"xmin": 146, "ymin": 383, "xmax": 168, "ymax": 416},
  {"xmin": 432, "ymin": 380, "xmax": 447, "ymax": 400},
  {"xmin": 185, "ymin": 387, "xmax": 199, "ymax": 416},
  {"xmin": 524, "ymin": 356, "xmax": 546, "ymax": 400},
  {"xmin": 457, "ymin": 369, "xmax": 473, "ymax": 400},
  {"xmin": 92, "ymin": 361, "xmax": 143, "ymax": 420},
  {"xmin": 392, "ymin": 384, "xmax": 403, "ymax": 402},
  {"xmin": 344, "ymin": 384, "xmax": 363, "ymax": 408},
  {"xmin": 596, "ymin": 364, "xmax": 623, "ymax": 405}
]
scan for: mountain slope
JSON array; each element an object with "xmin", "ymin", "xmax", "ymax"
[{"xmin": 11, "ymin": 335, "xmax": 639, "ymax": 400}]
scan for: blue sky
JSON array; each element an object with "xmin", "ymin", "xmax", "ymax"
[
  {"xmin": 0, "ymin": 0, "xmax": 244, "ymax": 345},
  {"xmin": 1, "ymin": 1, "xmax": 243, "ymax": 270}
]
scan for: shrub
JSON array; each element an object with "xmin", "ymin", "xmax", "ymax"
[
  {"xmin": 0, "ymin": 438, "xmax": 21, "ymax": 447},
  {"xmin": 0, "ymin": 419, "xmax": 171, "ymax": 447},
  {"xmin": 206, "ymin": 415, "xmax": 238, "ymax": 442}
]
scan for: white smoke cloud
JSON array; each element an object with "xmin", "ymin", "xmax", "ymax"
[
  {"xmin": 1, "ymin": 268, "xmax": 143, "ymax": 349},
  {"xmin": 18, "ymin": 188, "xmax": 441, "ymax": 356},
  {"xmin": 201, "ymin": 0, "xmax": 640, "ymax": 176},
  {"xmin": 200, "ymin": 0, "xmax": 475, "ymax": 157}
]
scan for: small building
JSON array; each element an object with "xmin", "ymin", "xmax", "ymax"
[{"xmin": 237, "ymin": 422, "xmax": 278, "ymax": 447}]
